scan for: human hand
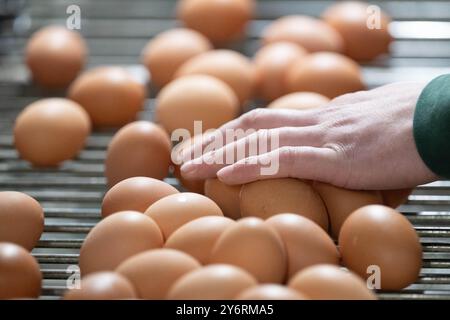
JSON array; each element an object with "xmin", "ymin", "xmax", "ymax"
[{"xmin": 179, "ymin": 82, "xmax": 438, "ymax": 190}]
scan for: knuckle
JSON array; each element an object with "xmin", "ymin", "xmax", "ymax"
[{"xmin": 241, "ymin": 108, "xmax": 267, "ymax": 128}]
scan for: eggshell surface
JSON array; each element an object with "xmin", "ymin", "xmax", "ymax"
[
  {"xmin": 265, "ymin": 214, "xmax": 339, "ymax": 278},
  {"xmin": 240, "ymin": 178, "xmax": 329, "ymax": 231},
  {"xmin": 167, "ymin": 264, "xmax": 257, "ymax": 299},
  {"xmin": 286, "ymin": 52, "xmax": 365, "ymax": 99},
  {"xmin": 101, "ymin": 177, "xmax": 178, "ymax": 218},
  {"xmin": 210, "ymin": 217, "xmax": 287, "ymax": 283},
  {"xmin": 0, "ymin": 242, "xmax": 42, "ymax": 299},
  {"xmin": 25, "ymin": 25, "xmax": 87, "ymax": 88},
  {"xmin": 339, "ymin": 205, "xmax": 422, "ymax": 291},
  {"xmin": 14, "ymin": 98, "xmax": 90, "ymax": 167},
  {"xmin": 145, "ymin": 192, "xmax": 223, "ymax": 239},
  {"xmin": 312, "ymin": 182, "xmax": 383, "ymax": 238},
  {"xmin": 79, "ymin": 211, "xmax": 163, "ymax": 275},
  {"xmin": 267, "ymin": 92, "xmax": 330, "ymax": 110},
  {"xmin": 165, "ymin": 216, "xmax": 235, "ymax": 264},
  {"xmin": 63, "ymin": 272, "xmax": 137, "ymax": 300},
  {"xmin": 68, "ymin": 67, "xmax": 146, "ymax": 127},
  {"xmin": 116, "ymin": 249, "xmax": 201, "ymax": 299},
  {"xmin": 104, "ymin": 121, "xmax": 172, "ymax": 188},
  {"xmin": 289, "ymin": 264, "xmax": 376, "ymax": 300},
  {"xmin": 236, "ymin": 284, "xmax": 308, "ymax": 300},
  {"xmin": 0, "ymin": 192, "xmax": 44, "ymax": 251},
  {"xmin": 141, "ymin": 28, "xmax": 212, "ymax": 87},
  {"xmin": 204, "ymin": 178, "xmax": 242, "ymax": 220}
]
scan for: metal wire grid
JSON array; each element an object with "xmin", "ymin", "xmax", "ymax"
[{"xmin": 0, "ymin": 0, "xmax": 450, "ymax": 299}]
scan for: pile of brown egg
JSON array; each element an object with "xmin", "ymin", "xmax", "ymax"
[{"xmin": 1, "ymin": 0, "xmax": 422, "ymax": 300}]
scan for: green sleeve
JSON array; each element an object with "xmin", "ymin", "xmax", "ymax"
[{"xmin": 413, "ymin": 74, "xmax": 450, "ymax": 179}]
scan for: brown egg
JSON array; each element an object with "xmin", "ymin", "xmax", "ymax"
[
  {"xmin": 155, "ymin": 75, "xmax": 238, "ymax": 135},
  {"xmin": 265, "ymin": 214, "xmax": 339, "ymax": 279},
  {"xmin": 339, "ymin": 205, "xmax": 422, "ymax": 291},
  {"xmin": 177, "ymin": 0, "xmax": 255, "ymax": 44},
  {"xmin": 116, "ymin": 249, "xmax": 201, "ymax": 299},
  {"xmin": 104, "ymin": 121, "xmax": 172, "ymax": 188},
  {"xmin": 25, "ymin": 25, "xmax": 87, "ymax": 88},
  {"xmin": 14, "ymin": 98, "xmax": 90, "ymax": 167},
  {"xmin": 101, "ymin": 177, "xmax": 178, "ymax": 218},
  {"xmin": 204, "ymin": 178, "xmax": 241, "ymax": 220},
  {"xmin": 0, "ymin": 192, "xmax": 44, "ymax": 251},
  {"xmin": 167, "ymin": 264, "xmax": 257, "ymax": 299},
  {"xmin": 382, "ymin": 188, "xmax": 413, "ymax": 208},
  {"xmin": 173, "ymin": 162, "xmax": 205, "ymax": 194},
  {"xmin": 176, "ymin": 50, "xmax": 254, "ymax": 105},
  {"xmin": 210, "ymin": 217, "xmax": 287, "ymax": 283},
  {"xmin": 289, "ymin": 264, "xmax": 376, "ymax": 300},
  {"xmin": 79, "ymin": 211, "xmax": 163, "ymax": 275},
  {"xmin": 141, "ymin": 28, "xmax": 212, "ymax": 88},
  {"xmin": 262, "ymin": 15, "xmax": 344, "ymax": 53},
  {"xmin": 267, "ymin": 92, "xmax": 330, "ymax": 110},
  {"xmin": 240, "ymin": 178, "xmax": 329, "ymax": 231},
  {"xmin": 286, "ymin": 52, "xmax": 365, "ymax": 99},
  {"xmin": 145, "ymin": 192, "xmax": 223, "ymax": 240},
  {"xmin": 236, "ymin": 284, "xmax": 308, "ymax": 300},
  {"xmin": 312, "ymin": 182, "xmax": 383, "ymax": 239},
  {"xmin": 322, "ymin": 1, "xmax": 392, "ymax": 61},
  {"xmin": 68, "ymin": 67, "xmax": 146, "ymax": 127},
  {"xmin": 253, "ymin": 42, "xmax": 308, "ymax": 102},
  {"xmin": 63, "ymin": 272, "xmax": 137, "ymax": 300},
  {"xmin": 0, "ymin": 242, "xmax": 42, "ymax": 299},
  {"xmin": 165, "ymin": 216, "xmax": 235, "ymax": 264}
]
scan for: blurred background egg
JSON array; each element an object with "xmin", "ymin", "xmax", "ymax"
[
  {"xmin": 101, "ymin": 177, "xmax": 178, "ymax": 218},
  {"xmin": 104, "ymin": 121, "xmax": 172, "ymax": 188},
  {"xmin": 79, "ymin": 211, "xmax": 163, "ymax": 275},
  {"xmin": 0, "ymin": 242, "xmax": 42, "ymax": 299},
  {"xmin": 253, "ymin": 42, "xmax": 308, "ymax": 102},
  {"xmin": 165, "ymin": 216, "xmax": 235, "ymax": 264},
  {"xmin": 167, "ymin": 264, "xmax": 257, "ymax": 299},
  {"xmin": 240, "ymin": 178, "xmax": 329, "ymax": 231},
  {"xmin": 265, "ymin": 214, "xmax": 339, "ymax": 279},
  {"xmin": 63, "ymin": 272, "xmax": 137, "ymax": 300},
  {"xmin": 176, "ymin": 50, "xmax": 254, "ymax": 106},
  {"xmin": 339, "ymin": 205, "xmax": 422, "ymax": 290},
  {"xmin": 236, "ymin": 284, "xmax": 308, "ymax": 300},
  {"xmin": 68, "ymin": 66, "xmax": 146, "ymax": 127},
  {"xmin": 262, "ymin": 15, "xmax": 344, "ymax": 53},
  {"xmin": 141, "ymin": 28, "xmax": 212, "ymax": 88},
  {"xmin": 177, "ymin": 0, "xmax": 255, "ymax": 44},
  {"xmin": 289, "ymin": 264, "xmax": 377, "ymax": 300},
  {"xmin": 14, "ymin": 98, "xmax": 90, "ymax": 167},
  {"xmin": 145, "ymin": 192, "xmax": 223, "ymax": 239},
  {"xmin": 25, "ymin": 25, "xmax": 87, "ymax": 89},
  {"xmin": 322, "ymin": 1, "xmax": 392, "ymax": 61},
  {"xmin": 382, "ymin": 188, "xmax": 413, "ymax": 208},
  {"xmin": 267, "ymin": 92, "xmax": 330, "ymax": 110},
  {"xmin": 116, "ymin": 249, "xmax": 201, "ymax": 299},
  {"xmin": 204, "ymin": 178, "xmax": 242, "ymax": 220},
  {"xmin": 210, "ymin": 217, "xmax": 287, "ymax": 283},
  {"xmin": 0, "ymin": 191, "xmax": 44, "ymax": 251},
  {"xmin": 312, "ymin": 182, "xmax": 383, "ymax": 238},
  {"xmin": 155, "ymin": 75, "xmax": 238, "ymax": 135},
  {"xmin": 286, "ymin": 52, "xmax": 366, "ymax": 99}
]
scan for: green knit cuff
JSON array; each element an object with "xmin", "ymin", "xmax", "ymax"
[{"xmin": 413, "ymin": 74, "xmax": 450, "ymax": 179}]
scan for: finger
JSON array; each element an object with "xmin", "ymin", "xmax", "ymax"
[
  {"xmin": 216, "ymin": 146, "xmax": 340, "ymax": 185},
  {"xmin": 180, "ymin": 126, "xmax": 324, "ymax": 180},
  {"xmin": 179, "ymin": 108, "xmax": 319, "ymax": 164}
]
